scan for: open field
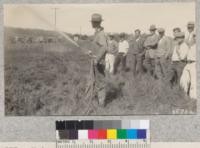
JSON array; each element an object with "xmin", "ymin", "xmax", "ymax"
[{"xmin": 4, "ymin": 39, "xmax": 196, "ymax": 115}]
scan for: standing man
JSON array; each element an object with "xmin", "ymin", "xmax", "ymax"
[
  {"xmin": 185, "ymin": 21, "xmax": 195, "ymax": 48},
  {"xmin": 90, "ymin": 13, "xmax": 108, "ymax": 106},
  {"xmin": 154, "ymin": 28, "xmax": 172, "ymax": 79},
  {"xmin": 130, "ymin": 29, "xmax": 146, "ymax": 76},
  {"xmin": 114, "ymin": 33, "xmax": 129, "ymax": 74},
  {"xmin": 105, "ymin": 34, "xmax": 118, "ymax": 75},
  {"xmin": 166, "ymin": 27, "xmax": 182, "ymax": 61},
  {"xmin": 180, "ymin": 33, "xmax": 196, "ymax": 99},
  {"xmin": 171, "ymin": 32, "xmax": 189, "ymax": 84},
  {"xmin": 143, "ymin": 25, "xmax": 160, "ymax": 76}
]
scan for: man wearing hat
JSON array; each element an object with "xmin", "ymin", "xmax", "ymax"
[
  {"xmin": 180, "ymin": 33, "xmax": 196, "ymax": 99},
  {"xmin": 154, "ymin": 28, "xmax": 172, "ymax": 79},
  {"xmin": 173, "ymin": 27, "xmax": 181, "ymax": 38},
  {"xmin": 171, "ymin": 32, "xmax": 189, "ymax": 84},
  {"xmin": 185, "ymin": 21, "xmax": 195, "ymax": 48},
  {"xmin": 143, "ymin": 25, "xmax": 160, "ymax": 76},
  {"xmin": 129, "ymin": 29, "xmax": 146, "ymax": 76},
  {"xmin": 171, "ymin": 27, "xmax": 182, "ymax": 50},
  {"xmin": 90, "ymin": 13, "xmax": 108, "ymax": 106}
]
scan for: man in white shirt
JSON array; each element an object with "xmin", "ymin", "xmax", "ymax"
[
  {"xmin": 114, "ymin": 33, "xmax": 129, "ymax": 74},
  {"xmin": 180, "ymin": 34, "xmax": 196, "ymax": 99},
  {"xmin": 105, "ymin": 34, "xmax": 118, "ymax": 75},
  {"xmin": 185, "ymin": 21, "xmax": 195, "ymax": 48},
  {"xmin": 167, "ymin": 27, "xmax": 182, "ymax": 59},
  {"xmin": 171, "ymin": 32, "xmax": 189, "ymax": 84}
]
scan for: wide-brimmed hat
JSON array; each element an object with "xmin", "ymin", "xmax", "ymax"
[
  {"xmin": 119, "ymin": 33, "xmax": 126, "ymax": 38},
  {"xmin": 149, "ymin": 25, "xmax": 157, "ymax": 31},
  {"xmin": 134, "ymin": 29, "xmax": 141, "ymax": 32},
  {"xmin": 90, "ymin": 13, "xmax": 103, "ymax": 22},
  {"xmin": 157, "ymin": 28, "xmax": 165, "ymax": 33},
  {"xmin": 173, "ymin": 27, "xmax": 181, "ymax": 32},
  {"xmin": 187, "ymin": 21, "xmax": 195, "ymax": 27},
  {"xmin": 107, "ymin": 33, "xmax": 114, "ymax": 37}
]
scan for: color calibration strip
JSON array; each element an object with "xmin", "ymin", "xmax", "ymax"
[
  {"xmin": 56, "ymin": 120, "xmax": 150, "ymax": 148},
  {"xmin": 57, "ymin": 129, "xmax": 147, "ymax": 140}
]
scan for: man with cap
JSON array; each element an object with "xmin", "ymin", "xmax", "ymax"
[
  {"xmin": 180, "ymin": 33, "xmax": 196, "ymax": 99},
  {"xmin": 171, "ymin": 27, "xmax": 182, "ymax": 51},
  {"xmin": 129, "ymin": 29, "xmax": 146, "ymax": 76},
  {"xmin": 105, "ymin": 33, "xmax": 118, "ymax": 75},
  {"xmin": 164, "ymin": 27, "xmax": 182, "ymax": 62},
  {"xmin": 171, "ymin": 32, "xmax": 189, "ymax": 84},
  {"xmin": 154, "ymin": 28, "xmax": 172, "ymax": 79},
  {"xmin": 173, "ymin": 27, "xmax": 181, "ymax": 38},
  {"xmin": 143, "ymin": 25, "xmax": 160, "ymax": 76},
  {"xmin": 185, "ymin": 21, "xmax": 195, "ymax": 48},
  {"xmin": 90, "ymin": 13, "xmax": 108, "ymax": 106},
  {"xmin": 114, "ymin": 33, "xmax": 129, "ymax": 73}
]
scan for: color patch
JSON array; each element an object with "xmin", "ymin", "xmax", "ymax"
[
  {"xmin": 139, "ymin": 120, "xmax": 149, "ymax": 129},
  {"xmin": 122, "ymin": 120, "xmax": 130, "ymax": 129},
  {"xmin": 107, "ymin": 129, "xmax": 117, "ymax": 139},
  {"xmin": 88, "ymin": 130, "xmax": 98, "ymax": 139},
  {"xmin": 112, "ymin": 120, "xmax": 121, "ymax": 129},
  {"xmin": 117, "ymin": 129, "xmax": 127, "ymax": 139},
  {"xmin": 77, "ymin": 121, "xmax": 84, "ymax": 129},
  {"xmin": 78, "ymin": 130, "xmax": 88, "ymax": 139},
  {"xmin": 67, "ymin": 121, "xmax": 77, "ymax": 130},
  {"xmin": 102, "ymin": 120, "xmax": 113, "ymax": 129},
  {"xmin": 98, "ymin": 129, "xmax": 107, "ymax": 139},
  {"xmin": 58, "ymin": 130, "xmax": 69, "ymax": 139},
  {"xmin": 94, "ymin": 120, "xmax": 104, "ymax": 129},
  {"xmin": 137, "ymin": 129, "xmax": 146, "ymax": 139},
  {"xmin": 69, "ymin": 130, "xmax": 78, "ymax": 139},
  {"xmin": 130, "ymin": 120, "xmax": 140, "ymax": 129},
  {"xmin": 56, "ymin": 121, "xmax": 65, "ymax": 130},
  {"xmin": 84, "ymin": 120, "xmax": 94, "ymax": 129},
  {"xmin": 127, "ymin": 129, "xmax": 137, "ymax": 139}
]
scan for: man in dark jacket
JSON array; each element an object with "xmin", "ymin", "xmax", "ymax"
[
  {"xmin": 129, "ymin": 29, "xmax": 146, "ymax": 76},
  {"xmin": 90, "ymin": 13, "xmax": 108, "ymax": 106},
  {"xmin": 143, "ymin": 25, "xmax": 159, "ymax": 76}
]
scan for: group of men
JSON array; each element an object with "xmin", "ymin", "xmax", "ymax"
[
  {"xmin": 89, "ymin": 13, "xmax": 196, "ymax": 106},
  {"xmin": 106, "ymin": 32, "xmax": 129, "ymax": 74}
]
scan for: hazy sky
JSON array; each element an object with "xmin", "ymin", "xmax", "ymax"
[{"xmin": 4, "ymin": 3, "xmax": 195, "ymax": 36}]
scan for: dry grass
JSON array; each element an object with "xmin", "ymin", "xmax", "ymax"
[{"xmin": 5, "ymin": 41, "xmax": 196, "ymax": 116}]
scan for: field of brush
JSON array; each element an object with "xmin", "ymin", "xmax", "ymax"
[
  {"xmin": 4, "ymin": 40, "xmax": 197, "ymax": 116},
  {"xmin": 4, "ymin": 27, "xmax": 196, "ymax": 115}
]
